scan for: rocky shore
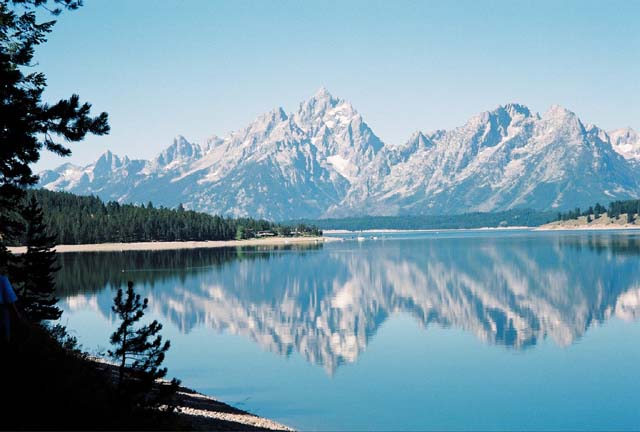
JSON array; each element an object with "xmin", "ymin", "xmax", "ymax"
[{"xmin": 90, "ymin": 357, "xmax": 293, "ymax": 431}]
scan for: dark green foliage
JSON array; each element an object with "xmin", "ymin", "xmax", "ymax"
[
  {"xmin": 608, "ymin": 199, "xmax": 640, "ymax": 219},
  {"xmin": 594, "ymin": 202, "xmax": 604, "ymax": 219},
  {"xmin": 235, "ymin": 225, "xmax": 247, "ymax": 240},
  {"xmin": 294, "ymin": 209, "xmax": 556, "ymax": 231},
  {"xmin": 109, "ymin": 281, "xmax": 179, "ymax": 410},
  {"xmin": 0, "ymin": 0, "xmax": 108, "ymax": 266},
  {"xmin": 15, "ymin": 195, "xmax": 62, "ymax": 322},
  {"xmin": 277, "ymin": 225, "xmax": 292, "ymax": 236},
  {"xmin": 556, "ymin": 199, "xmax": 640, "ymax": 222},
  {"xmin": 18, "ymin": 189, "xmax": 321, "ymax": 244}
]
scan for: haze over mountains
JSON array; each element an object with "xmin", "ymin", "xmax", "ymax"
[{"xmin": 39, "ymin": 89, "xmax": 640, "ymax": 220}]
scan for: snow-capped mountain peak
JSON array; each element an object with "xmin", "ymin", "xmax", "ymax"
[
  {"xmin": 94, "ymin": 150, "xmax": 127, "ymax": 173},
  {"xmin": 503, "ymin": 102, "xmax": 532, "ymax": 118},
  {"xmin": 38, "ymin": 92, "xmax": 640, "ymax": 220},
  {"xmin": 154, "ymin": 135, "xmax": 202, "ymax": 168},
  {"xmin": 402, "ymin": 131, "xmax": 433, "ymax": 151},
  {"xmin": 541, "ymin": 105, "xmax": 583, "ymax": 131},
  {"xmin": 545, "ymin": 104, "xmax": 575, "ymax": 117},
  {"xmin": 294, "ymin": 88, "xmax": 357, "ymax": 131},
  {"xmin": 609, "ymin": 127, "xmax": 640, "ymax": 161},
  {"xmin": 314, "ymin": 86, "xmax": 332, "ymax": 98},
  {"xmin": 243, "ymin": 107, "xmax": 288, "ymax": 138}
]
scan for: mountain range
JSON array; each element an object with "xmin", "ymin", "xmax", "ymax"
[{"xmin": 39, "ymin": 88, "xmax": 640, "ymax": 220}]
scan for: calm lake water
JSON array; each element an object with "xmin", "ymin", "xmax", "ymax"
[{"xmin": 56, "ymin": 230, "xmax": 640, "ymax": 431}]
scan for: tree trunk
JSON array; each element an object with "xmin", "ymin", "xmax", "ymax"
[{"xmin": 118, "ymin": 332, "xmax": 127, "ymax": 391}]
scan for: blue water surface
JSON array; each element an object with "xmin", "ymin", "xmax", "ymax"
[{"xmin": 56, "ymin": 230, "xmax": 640, "ymax": 430}]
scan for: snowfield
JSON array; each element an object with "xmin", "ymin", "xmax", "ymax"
[{"xmin": 39, "ymin": 89, "xmax": 640, "ymax": 219}]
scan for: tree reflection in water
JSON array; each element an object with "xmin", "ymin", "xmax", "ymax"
[{"xmin": 57, "ymin": 233, "xmax": 640, "ymax": 374}]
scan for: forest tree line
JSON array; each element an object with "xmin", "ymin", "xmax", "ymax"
[
  {"xmin": 292, "ymin": 208, "xmax": 556, "ymax": 231},
  {"xmin": 556, "ymin": 199, "xmax": 640, "ymax": 222},
  {"xmin": 16, "ymin": 189, "xmax": 321, "ymax": 245}
]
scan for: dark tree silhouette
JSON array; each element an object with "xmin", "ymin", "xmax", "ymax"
[
  {"xmin": 17, "ymin": 196, "xmax": 61, "ymax": 322},
  {"xmin": 108, "ymin": 281, "xmax": 179, "ymax": 409},
  {"xmin": 557, "ymin": 199, "xmax": 640, "ymax": 223},
  {"xmin": 0, "ymin": 0, "xmax": 109, "ymax": 264},
  {"xmin": 16, "ymin": 189, "xmax": 321, "ymax": 245}
]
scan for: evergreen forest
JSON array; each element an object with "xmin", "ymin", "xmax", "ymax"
[{"xmin": 16, "ymin": 189, "xmax": 321, "ymax": 245}]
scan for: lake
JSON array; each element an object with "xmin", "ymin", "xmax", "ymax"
[{"xmin": 56, "ymin": 230, "xmax": 640, "ymax": 431}]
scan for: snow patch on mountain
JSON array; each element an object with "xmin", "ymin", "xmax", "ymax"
[
  {"xmin": 38, "ymin": 90, "xmax": 640, "ymax": 219},
  {"xmin": 610, "ymin": 127, "xmax": 640, "ymax": 161},
  {"xmin": 326, "ymin": 155, "xmax": 356, "ymax": 182}
]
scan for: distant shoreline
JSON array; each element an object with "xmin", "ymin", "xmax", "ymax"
[
  {"xmin": 8, "ymin": 236, "xmax": 334, "ymax": 254},
  {"xmin": 537, "ymin": 213, "xmax": 640, "ymax": 231},
  {"xmin": 324, "ymin": 226, "xmax": 533, "ymax": 234},
  {"xmin": 536, "ymin": 225, "xmax": 640, "ymax": 231},
  {"xmin": 10, "ymin": 225, "xmax": 640, "ymax": 255},
  {"xmin": 327, "ymin": 225, "xmax": 640, "ymax": 234}
]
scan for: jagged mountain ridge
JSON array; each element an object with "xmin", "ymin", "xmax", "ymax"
[
  {"xmin": 39, "ymin": 89, "xmax": 640, "ymax": 219},
  {"xmin": 333, "ymin": 104, "xmax": 640, "ymax": 216},
  {"xmin": 609, "ymin": 127, "xmax": 640, "ymax": 162}
]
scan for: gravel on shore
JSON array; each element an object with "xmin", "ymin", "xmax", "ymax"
[
  {"xmin": 90, "ymin": 357, "xmax": 294, "ymax": 431},
  {"xmin": 175, "ymin": 391, "xmax": 294, "ymax": 431}
]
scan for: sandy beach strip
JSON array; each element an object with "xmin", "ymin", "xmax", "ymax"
[
  {"xmin": 8, "ymin": 236, "xmax": 338, "ymax": 254},
  {"xmin": 323, "ymin": 226, "xmax": 533, "ymax": 234},
  {"xmin": 535, "ymin": 224, "xmax": 640, "ymax": 231},
  {"xmin": 536, "ymin": 214, "xmax": 640, "ymax": 231}
]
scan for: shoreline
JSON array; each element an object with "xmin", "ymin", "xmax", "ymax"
[
  {"xmin": 537, "ymin": 213, "xmax": 640, "ymax": 231},
  {"xmin": 9, "ymin": 225, "xmax": 640, "ymax": 254},
  {"xmin": 89, "ymin": 356, "xmax": 293, "ymax": 431},
  {"xmin": 535, "ymin": 225, "xmax": 640, "ymax": 231},
  {"xmin": 327, "ymin": 225, "xmax": 640, "ymax": 234},
  {"xmin": 324, "ymin": 226, "xmax": 533, "ymax": 234},
  {"xmin": 8, "ymin": 236, "xmax": 336, "ymax": 254}
]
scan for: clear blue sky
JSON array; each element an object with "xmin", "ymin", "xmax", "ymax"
[{"xmin": 34, "ymin": 0, "xmax": 639, "ymax": 171}]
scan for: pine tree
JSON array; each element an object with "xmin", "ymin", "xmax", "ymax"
[
  {"xmin": 18, "ymin": 196, "xmax": 62, "ymax": 322},
  {"xmin": 108, "ymin": 281, "xmax": 178, "ymax": 408},
  {"xmin": 0, "ymin": 1, "xmax": 109, "ymax": 263},
  {"xmin": 235, "ymin": 225, "xmax": 245, "ymax": 240}
]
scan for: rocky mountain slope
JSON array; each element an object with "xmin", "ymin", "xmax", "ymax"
[{"xmin": 39, "ymin": 89, "xmax": 640, "ymax": 219}]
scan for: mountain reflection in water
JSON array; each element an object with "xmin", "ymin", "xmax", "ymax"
[{"xmin": 57, "ymin": 233, "xmax": 640, "ymax": 374}]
